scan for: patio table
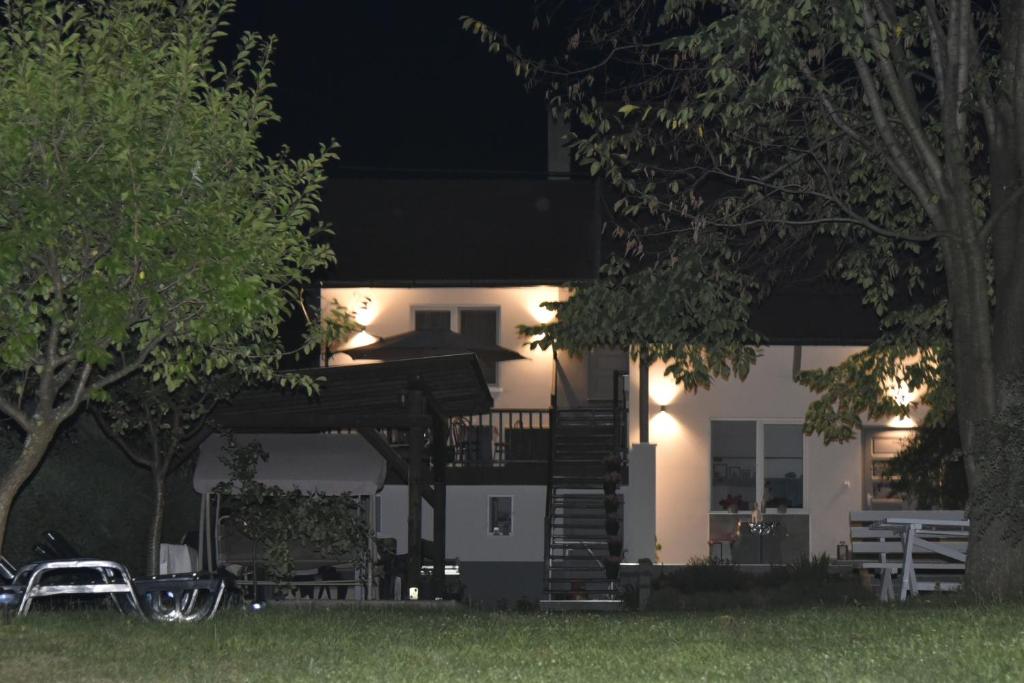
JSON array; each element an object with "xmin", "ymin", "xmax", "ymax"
[{"xmin": 869, "ymin": 517, "xmax": 969, "ymax": 602}]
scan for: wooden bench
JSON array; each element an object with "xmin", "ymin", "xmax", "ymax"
[{"xmin": 847, "ymin": 511, "xmax": 968, "ymax": 601}]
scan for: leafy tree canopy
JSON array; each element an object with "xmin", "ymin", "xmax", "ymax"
[
  {"xmin": 0, "ymin": 0, "xmax": 343, "ymax": 551},
  {"xmin": 468, "ymin": 0, "xmax": 1024, "ymax": 597}
]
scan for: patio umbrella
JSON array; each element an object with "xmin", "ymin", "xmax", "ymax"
[{"xmin": 342, "ymin": 329, "xmax": 526, "ymax": 363}]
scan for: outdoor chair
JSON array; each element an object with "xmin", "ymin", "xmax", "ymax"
[
  {"xmin": 4, "ymin": 558, "xmax": 143, "ymax": 618},
  {"xmin": 1, "ymin": 530, "xmax": 227, "ymax": 622},
  {"xmin": 133, "ymin": 572, "xmax": 227, "ymax": 622},
  {"xmin": 3, "ymin": 558, "xmax": 227, "ymax": 621}
]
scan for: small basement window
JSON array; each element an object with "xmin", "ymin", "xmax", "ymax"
[{"xmin": 488, "ymin": 495, "xmax": 513, "ymax": 536}]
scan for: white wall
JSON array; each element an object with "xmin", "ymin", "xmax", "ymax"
[
  {"xmin": 323, "ymin": 286, "xmax": 561, "ymax": 409},
  {"xmin": 377, "ymin": 485, "xmax": 547, "ymax": 562},
  {"xmin": 629, "ymin": 345, "xmax": 922, "ymax": 565}
]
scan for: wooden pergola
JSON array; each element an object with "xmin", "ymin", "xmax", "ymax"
[{"xmin": 212, "ymin": 354, "xmax": 493, "ymax": 598}]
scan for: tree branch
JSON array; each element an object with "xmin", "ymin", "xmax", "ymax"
[
  {"xmin": 849, "ymin": 53, "xmax": 943, "ymax": 219},
  {"xmin": 0, "ymin": 395, "xmax": 31, "ymax": 432},
  {"xmin": 91, "ymin": 408, "xmax": 152, "ymax": 469},
  {"xmin": 860, "ymin": 1, "xmax": 946, "ymax": 189}
]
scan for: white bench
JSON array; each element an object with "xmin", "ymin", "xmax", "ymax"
[{"xmin": 849, "ymin": 511, "xmax": 968, "ymax": 601}]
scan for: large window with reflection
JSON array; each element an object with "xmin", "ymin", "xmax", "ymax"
[{"xmin": 710, "ymin": 420, "xmax": 804, "ymax": 511}]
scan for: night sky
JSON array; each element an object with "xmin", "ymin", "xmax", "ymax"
[{"xmin": 225, "ymin": 1, "xmax": 548, "ymax": 174}]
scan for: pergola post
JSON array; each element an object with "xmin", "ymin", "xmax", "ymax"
[
  {"xmin": 431, "ymin": 413, "xmax": 449, "ymax": 598},
  {"xmin": 405, "ymin": 390, "xmax": 425, "ymax": 598}
]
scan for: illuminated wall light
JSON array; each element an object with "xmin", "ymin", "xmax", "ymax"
[
  {"xmin": 524, "ymin": 286, "xmax": 560, "ymax": 324},
  {"xmin": 532, "ymin": 305, "xmax": 557, "ymax": 325},
  {"xmin": 887, "ymin": 381, "xmax": 917, "ymax": 407},
  {"xmin": 883, "ymin": 378, "xmax": 923, "ymax": 428},
  {"xmin": 650, "ymin": 407, "xmax": 681, "ymax": 440},
  {"xmin": 354, "ymin": 307, "xmax": 377, "ymax": 327},
  {"xmin": 649, "ymin": 380, "xmax": 681, "ymax": 409}
]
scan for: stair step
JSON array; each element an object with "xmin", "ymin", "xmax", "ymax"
[
  {"xmin": 550, "ymin": 539, "xmax": 608, "ymax": 547},
  {"xmin": 544, "ymin": 581, "xmax": 614, "ymax": 589},
  {"xmin": 551, "ymin": 499, "xmax": 620, "ymax": 507}
]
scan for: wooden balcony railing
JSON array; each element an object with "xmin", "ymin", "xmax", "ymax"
[{"xmin": 448, "ymin": 409, "xmax": 552, "ymax": 467}]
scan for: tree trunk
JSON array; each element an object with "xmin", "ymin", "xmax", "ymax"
[
  {"xmin": 147, "ymin": 471, "xmax": 167, "ymax": 576},
  {"xmin": 0, "ymin": 424, "xmax": 58, "ymax": 555},
  {"xmin": 963, "ymin": 376, "xmax": 1024, "ymax": 600}
]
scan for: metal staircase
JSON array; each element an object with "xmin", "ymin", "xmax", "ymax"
[{"xmin": 540, "ymin": 407, "xmax": 626, "ymax": 611}]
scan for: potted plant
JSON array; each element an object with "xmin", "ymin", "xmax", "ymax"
[{"xmin": 718, "ymin": 493, "xmax": 748, "ymax": 513}]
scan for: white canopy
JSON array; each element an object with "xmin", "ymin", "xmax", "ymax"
[{"xmin": 193, "ymin": 433, "xmax": 387, "ymax": 496}]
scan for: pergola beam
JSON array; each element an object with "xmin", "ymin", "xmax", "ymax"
[{"xmin": 356, "ymin": 427, "xmax": 437, "ymax": 508}]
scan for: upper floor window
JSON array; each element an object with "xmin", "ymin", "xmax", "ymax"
[
  {"xmin": 414, "ymin": 309, "xmax": 451, "ymax": 332},
  {"xmin": 413, "ymin": 307, "xmax": 499, "ymax": 385},
  {"xmin": 710, "ymin": 420, "xmax": 804, "ymax": 512}
]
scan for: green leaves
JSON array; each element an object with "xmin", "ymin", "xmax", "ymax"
[
  {"xmin": 214, "ymin": 437, "xmax": 370, "ymax": 581},
  {"xmin": 0, "ymin": 0, "xmax": 340, "ymax": 400},
  {"xmin": 0, "ymin": 0, "xmax": 346, "ymax": 546},
  {"xmin": 468, "ymin": 0, "xmax": 981, "ymax": 442}
]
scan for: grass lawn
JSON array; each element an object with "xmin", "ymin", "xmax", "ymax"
[{"xmin": 1, "ymin": 603, "xmax": 1022, "ymax": 682}]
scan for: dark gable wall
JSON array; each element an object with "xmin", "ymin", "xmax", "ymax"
[{"xmin": 319, "ymin": 178, "xmax": 601, "ymax": 286}]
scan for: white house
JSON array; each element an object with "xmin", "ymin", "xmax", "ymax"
[{"xmin": 304, "ymin": 175, "xmax": 921, "ymax": 606}]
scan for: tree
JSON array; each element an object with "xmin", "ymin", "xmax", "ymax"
[
  {"xmin": 92, "ymin": 305, "xmax": 357, "ymax": 576},
  {"xmin": 90, "ymin": 374, "xmax": 224, "ymax": 575},
  {"xmin": 0, "ymin": 0, "xmax": 339, "ymax": 552},
  {"xmin": 214, "ymin": 437, "xmax": 370, "ymax": 582},
  {"xmin": 468, "ymin": 1, "xmax": 1024, "ymax": 598},
  {"xmin": 888, "ymin": 415, "xmax": 968, "ymax": 510}
]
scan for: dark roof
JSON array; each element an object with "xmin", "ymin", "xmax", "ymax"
[
  {"xmin": 750, "ymin": 281, "xmax": 882, "ymax": 345},
  {"xmin": 213, "ymin": 355, "xmax": 493, "ymax": 432},
  {"xmin": 318, "ymin": 178, "xmax": 600, "ymax": 286}
]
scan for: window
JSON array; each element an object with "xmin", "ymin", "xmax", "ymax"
[
  {"xmin": 414, "ymin": 309, "xmax": 452, "ymax": 331},
  {"xmin": 458, "ymin": 309, "xmax": 498, "ymax": 384},
  {"xmin": 711, "ymin": 420, "xmax": 804, "ymax": 511},
  {"xmin": 488, "ymin": 495, "xmax": 513, "ymax": 536},
  {"xmin": 412, "ymin": 306, "xmax": 500, "ymax": 385}
]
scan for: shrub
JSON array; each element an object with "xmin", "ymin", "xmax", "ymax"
[{"xmin": 654, "ymin": 557, "xmax": 749, "ymax": 594}]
